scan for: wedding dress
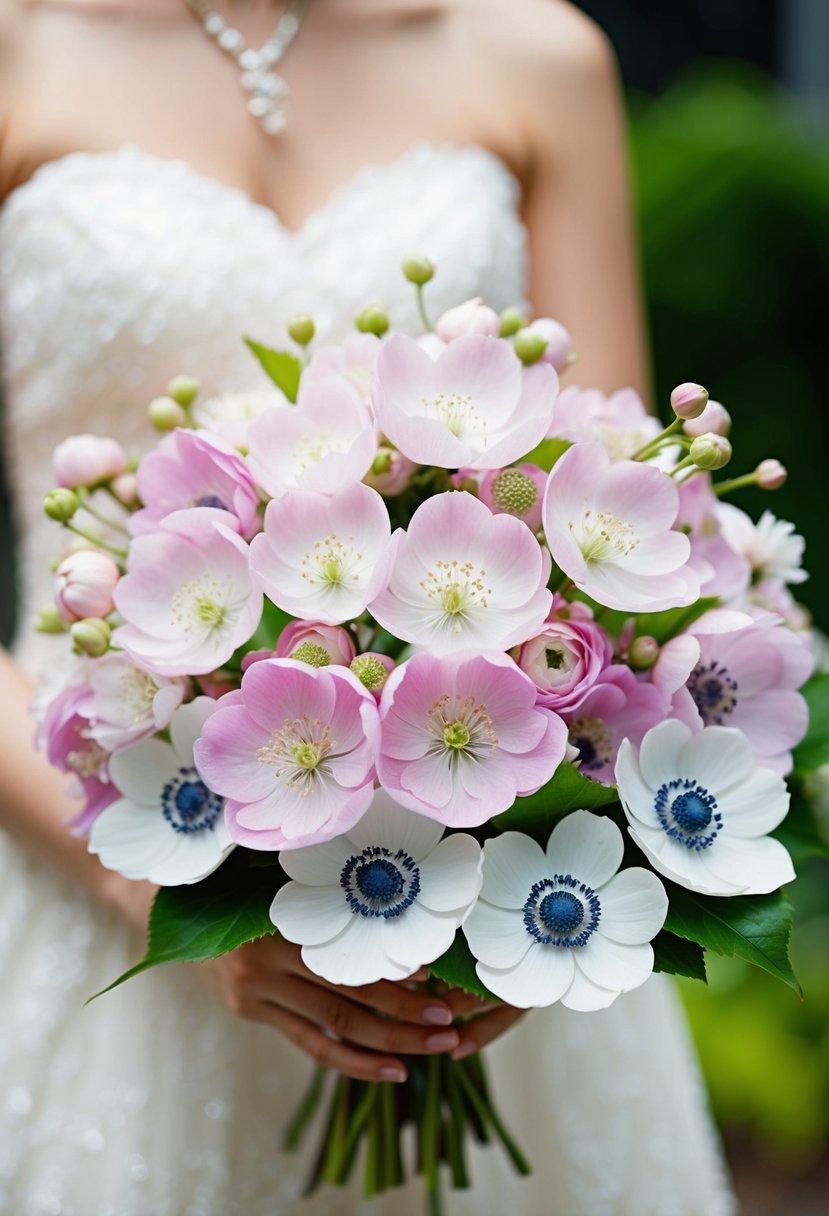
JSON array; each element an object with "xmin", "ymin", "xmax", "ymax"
[{"xmin": 0, "ymin": 142, "xmax": 736, "ymax": 1215}]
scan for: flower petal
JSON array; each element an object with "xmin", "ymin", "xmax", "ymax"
[
  {"xmin": 575, "ymin": 935, "xmax": 655, "ymax": 992},
  {"xmin": 595, "ymin": 867, "xmax": 668, "ymax": 944},
  {"xmin": 417, "ymin": 833, "xmax": 483, "ymax": 912},
  {"xmin": 270, "ymin": 881, "xmax": 355, "ymax": 945},
  {"xmin": 463, "ymin": 900, "xmax": 533, "ymax": 969},
  {"xmin": 546, "ymin": 810, "xmax": 624, "ymax": 889},
  {"xmin": 479, "ymin": 833, "xmax": 547, "ymax": 908},
  {"xmin": 477, "ymin": 943, "xmax": 574, "ymax": 1008}
]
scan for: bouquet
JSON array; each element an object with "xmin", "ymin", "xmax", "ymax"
[{"xmin": 35, "ymin": 258, "xmax": 827, "ymax": 1210}]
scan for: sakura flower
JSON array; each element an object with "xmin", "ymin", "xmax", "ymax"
[
  {"xmin": 192, "ymin": 384, "xmax": 286, "ymax": 449},
  {"xmin": 89, "ymin": 698, "xmax": 233, "ymax": 885},
  {"xmin": 542, "ymin": 442, "xmax": 698, "ymax": 613},
  {"xmin": 371, "ymin": 333, "xmax": 557, "ymax": 470},
  {"xmin": 464, "ymin": 812, "xmax": 667, "ymax": 1011},
  {"xmin": 435, "ymin": 297, "xmax": 500, "ymax": 342},
  {"xmin": 369, "ymin": 491, "xmax": 552, "ymax": 656},
  {"xmin": 616, "ymin": 719, "xmax": 795, "ymax": 896},
  {"xmin": 250, "ymin": 483, "xmax": 391, "ymax": 625},
  {"xmin": 194, "ymin": 659, "xmax": 379, "ymax": 851},
  {"xmin": 547, "ymin": 387, "xmax": 662, "ymax": 462},
  {"xmin": 247, "ymin": 378, "xmax": 376, "ymax": 498},
  {"xmin": 78, "ymin": 653, "xmax": 189, "ymax": 752},
  {"xmin": 516, "ymin": 613, "xmax": 613, "ymax": 713},
  {"xmin": 377, "ymin": 651, "xmax": 567, "ymax": 828},
  {"xmin": 270, "ymin": 788, "xmax": 483, "ymax": 986},
  {"xmin": 54, "ymin": 550, "xmax": 121, "ymax": 622},
  {"xmin": 53, "ymin": 434, "xmax": 127, "ymax": 488},
  {"xmin": 676, "ymin": 475, "xmax": 750, "ymax": 601},
  {"xmin": 42, "ymin": 683, "xmax": 117, "ymax": 835},
  {"xmin": 113, "ymin": 508, "xmax": 262, "ymax": 677},
  {"xmin": 716, "ymin": 505, "xmax": 807, "ymax": 586},
  {"xmin": 478, "ymin": 463, "xmax": 547, "ymax": 533},
  {"xmin": 132, "ymin": 428, "xmax": 260, "ymax": 538},
  {"xmin": 275, "ymin": 619, "xmax": 357, "ymax": 668},
  {"xmin": 303, "ymin": 333, "xmax": 381, "ymax": 400},
  {"xmin": 562, "ymin": 665, "xmax": 667, "ymax": 785}
]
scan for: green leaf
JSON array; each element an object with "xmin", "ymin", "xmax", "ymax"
[
  {"xmin": 572, "ymin": 596, "xmax": 720, "ymax": 643},
  {"xmin": 493, "ymin": 763, "xmax": 620, "ymax": 841},
  {"xmin": 663, "ymin": 883, "xmax": 801, "ymax": 994},
  {"xmin": 88, "ymin": 851, "xmax": 282, "ymax": 1001},
  {"xmin": 428, "ymin": 931, "xmax": 494, "ymax": 1000},
  {"xmin": 652, "ymin": 930, "xmax": 707, "ymax": 982},
  {"xmin": 519, "ymin": 437, "xmax": 571, "ymax": 472},
  {"xmin": 245, "ymin": 337, "xmax": 302, "ymax": 403},
  {"xmin": 793, "ymin": 673, "xmax": 829, "ymax": 774},
  {"xmin": 771, "ymin": 789, "xmax": 829, "ymax": 866}
]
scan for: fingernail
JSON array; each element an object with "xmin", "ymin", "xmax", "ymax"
[
  {"xmin": 379, "ymin": 1066, "xmax": 407, "ymax": 1082},
  {"xmin": 425, "ymin": 1031, "xmax": 460, "ymax": 1053},
  {"xmin": 423, "ymin": 1005, "xmax": 453, "ymax": 1026},
  {"xmin": 451, "ymin": 1042, "xmax": 477, "ymax": 1062}
]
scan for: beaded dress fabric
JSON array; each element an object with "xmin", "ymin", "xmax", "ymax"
[{"xmin": 0, "ymin": 143, "xmax": 735, "ymax": 1215}]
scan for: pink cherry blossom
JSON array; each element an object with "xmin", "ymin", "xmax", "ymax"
[
  {"xmin": 303, "ymin": 333, "xmax": 381, "ymax": 401},
  {"xmin": 250, "ymin": 483, "xmax": 391, "ymax": 625},
  {"xmin": 192, "ymin": 385, "xmax": 287, "ymax": 448},
  {"xmin": 542, "ymin": 442, "xmax": 698, "ymax": 613},
  {"xmin": 478, "ymin": 463, "xmax": 547, "ymax": 533},
  {"xmin": 113, "ymin": 508, "xmax": 262, "ymax": 677},
  {"xmin": 194, "ymin": 659, "xmax": 379, "ymax": 850},
  {"xmin": 676, "ymin": 475, "xmax": 750, "ymax": 601},
  {"xmin": 53, "ymin": 434, "xmax": 127, "ymax": 488},
  {"xmin": 547, "ymin": 387, "xmax": 662, "ymax": 461},
  {"xmin": 516, "ymin": 614, "xmax": 613, "ymax": 712},
  {"xmin": 562, "ymin": 665, "xmax": 668, "ymax": 785},
  {"xmin": 377, "ymin": 651, "xmax": 568, "ymax": 827},
  {"xmin": 54, "ymin": 550, "xmax": 121, "ymax": 622},
  {"xmin": 77, "ymin": 654, "xmax": 189, "ymax": 751},
  {"xmin": 275, "ymin": 619, "xmax": 357, "ymax": 667},
  {"xmin": 247, "ymin": 377, "xmax": 376, "ymax": 498},
  {"xmin": 42, "ymin": 684, "xmax": 117, "ymax": 834},
  {"xmin": 435, "ymin": 297, "xmax": 501, "ymax": 342},
  {"xmin": 132, "ymin": 428, "xmax": 260, "ymax": 538},
  {"xmin": 371, "ymin": 333, "xmax": 558, "ymax": 470},
  {"xmin": 369, "ymin": 490, "xmax": 552, "ymax": 656}
]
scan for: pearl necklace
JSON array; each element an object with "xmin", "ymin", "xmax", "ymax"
[{"xmin": 184, "ymin": 0, "xmax": 309, "ymax": 135}]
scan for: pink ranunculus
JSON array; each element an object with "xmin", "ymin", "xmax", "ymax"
[
  {"xmin": 77, "ymin": 653, "xmax": 189, "ymax": 751},
  {"xmin": 435, "ymin": 297, "xmax": 501, "ymax": 342},
  {"xmin": 250, "ymin": 483, "xmax": 391, "ymax": 626},
  {"xmin": 547, "ymin": 386, "xmax": 662, "ymax": 462},
  {"xmin": 542, "ymin": 442, "xmax": 698, "ymax": 613},
  {"xmin": 132, "ymin": 428, "xmax": 260, "ymax": 539},
  {"xmin": 275, "ymin": 619, "xmax": 357, "ymax": 667},
  {"xmin": 377, "ymin": 651, "xmax": 568, "ymax": 827},
  {"xmin": 478, "ymin": 463, "xmax": 547, "ymax": 533},
  {"xmin": 562, "ymin": 664, "xmax": 668, "ymax": 785},
  {"xmin": 247, "ymin": 377, "xmax": 376, "ymax": 499},
  {"xmin": 303, "ymin": 333, "xmax": 382, "ymax": 401},
  {"xmin": 524, "ymin": 317, "xmax": 574, "ymax": 371},
  {"xmin": 194, "ymin": 659, "xmax": 379, "ymax": 850},
  {"xmin": 516, "ymin": 615, "xmax": 613, "ymax": 712},
  {"xmin": 676, "ymin": 474, "xmax": 750, "ymax": 601},
  {"xmin": 113, "ymin": 508, "xmax": 262, "ymax": 677},
  {"xmin": 54, "ymin": 550, "xmax": 121, "ymax": 622},
  {"xmin": 42, "ymin": 684, "xmax": 117, "ymax": 834},
  {"xmin": 371, "ymin": 333, "xmax": 558, "ymax": 471},
  {"xmin": 369, "ymin": 490, "xmax": 552, "ymax": 656},
  {"xmin": 53, "ymin": 434, "xmax": 127, "ymax": 489}
]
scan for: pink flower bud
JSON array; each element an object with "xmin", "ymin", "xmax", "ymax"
[
  {"xmin": 53, "ymin": 434, "xmax": 127, "ymax": 488},
  {"xmin": 525, "ymin": 318, "xmax": 574, "ymax": 371},
  {"xmin": 756, "ymin": 459, "xmax": 787, "ymax": 490},
  {"xmin": 682, "ymin": 398, "xmax": 731, "ymax": 438},
  {"xmin": 110, "ymin": 471, "xmax": 140, "ymax": 507},
  {"xmin": 629, "ymin": 635, "xmax": 659, "ymax": 669},
  {"xmin": 435, "ymin": 297, "xmax": 501, "ymax": 342},
  {"xmin": 54, "ymin": 550, "xmax": 121, "ymax": 622},
  {"xmin": 670, "ymin": 382, "xmax": 709, "ymax": 421},
  {"xmin": 275, "ymin": 620, "xmax": 357, "ymax": 668},
  {"xmin": 363, "ymin": 447, "xmax": 418, "ymax": 497}
]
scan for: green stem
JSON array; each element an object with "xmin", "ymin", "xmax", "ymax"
[
  {"xmin": 670, "ymin": 454, "xmax": 697, "ymax": 478},
  {"xmin": 282, "ymin": 1065, "xmax": 326, "ymax": 1152},
  {"xmin": 364, "ymin": 1087, "xmax": 382, "ymax": 1198},
  {"xmin": 77, "ymin": 491, "xmax": 130, "ymax": 533},
  {"xmin": 443, "ymin": 1057, "xmax": 470, "ymax": 1189},
  {"xmin": 64, "ymin": 522, "xmax": 128, "ymax": 560},
  {"xmin": 321, "ymin": 1075, "xmax": 352, "ymax": 1185},
  {"xmin": 455, "ymin": 1058, "xmax": 532, "ymax": 1176},
  {"xmin": 632, "ymin": 416, "xmax": 683, "ymax": 461},
  {"xmin": 420, "ymin": 1054, "xmax": 442, "ymax": 1197},
  {"xmin": 713, "ymin": 471, "xmax": 760, "ymax": 497},
  {"xmin": 416, "ymin": 284, "xmax": 433, "ymax": 333},
  {"xmin": 380, "ymin": 1081, "xmax": 404, "ymax": 1188}
]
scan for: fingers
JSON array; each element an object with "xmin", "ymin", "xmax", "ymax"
[
  {"xmin": 443, "ymin": 988, "xmax": 500, "ymax": 1020},
  {"xmin": 250, "ymin": 1000, "xmax": 409, "ymax": 1083},
  {"xmin": 450, "ymin": 1004, "xmax": 525, "ymax": 1061}
]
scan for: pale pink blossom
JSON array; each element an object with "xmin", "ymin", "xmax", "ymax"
[
  {"xmin": 192, "ymin": 385, "xmax": 286, "ymax": 448},
  {"xmin": 369, "ymin": 490, "xmax": 552, "ymax": 656},
  {"xmin": 542, "ymin": 442, "xmax": 698, "ymax": 613},
  {"xmin": 516, "ymin": 615, "xmax": 613, "ymax": 712},
  {"xmin": 303, "ymin": 333, "xmax": 381, "ymax": 401},
  {"xmin": 683, "ymin": 399, "xmax": 731, "ymax": 438},
  {"xmin": 275, "ymin": 619, "xmax": 357, "ymax": 667},
  {"xmin": 377, "ymin": 651, "xmax": 568, "ymax": 827},
  {"xmin": 54, "ymin": 550, "xmax": 121, "ymax": 623},
  {"xmin": 478, "ymin": 463, "xmax": 547, "ymax": 533},
  {"xmin": 77, "ymin": 654, "xmax": 189, "ymax": 751},
  {"xmin": 562, "ymin": 665, "xmax": 668, "ymax": 785},
  {"xmin": 362, "ymin": 447, "xmax": 418, "ymax": 497},
  {"xmin": 524, "ymin": 318, "xmax": 574, "ymax": 371},
  {"xmin": 53, "ymin": 434, "xmax": 127, "ymax": 488},
  {"xmin": 113, "ymin": 508, "xmax": 262, "ymax": 677},
  {"xmin": 548, "ymin": 387, "xmax": 661, "ymax": 461},
  {"xmin": 676, "ymin": 475, "xmax": 750, "ymax": 601},
  {"xmin": 435, "ymin": 297, "xmax": 500, "ymax": 342},
  {"xmin": 250, "ymin": 483, "xmax": 391, "ymax": 625},
  {"xmin": 194, "ymin": 659, "xmax": 379, "ymax": 850},
  {"xmin": 371, "ymin": 334, "xmax": 558, "ymax": 470},
  {"xmin": 42, "ymin": 684, "xmax": 117, "ymax": 834}
]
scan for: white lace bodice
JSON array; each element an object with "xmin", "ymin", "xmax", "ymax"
[{"xmin": 0, "ymin": 141, "xmax": 526, "ymax": 666}]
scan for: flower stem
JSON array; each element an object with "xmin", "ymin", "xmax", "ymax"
[
  {"xmin": 669, "ymin": 454, "xmax": 697, "ymax": 478},
  {"xmin": 632, "ymin": 417, "xmax": 683, "ymax": 461},
  {"xmin": 64, "ymin": 522, "xmax": 128, "ymax": 560},
  {"xmin": 713, "ymin": 471, "xmax": 760, "ymax": 497},
  {"xmin": 77, "ymin": 490, "xmax": 130, "ymax": 533},
  {"xmin": 420, "ymin": 1054, "xmax": 442, "ymax": 1197},
  {"xmin": 282, "ymin": 1065, "xmax": 326, "ymax": 1151},
  {"xmin": 416, "ymin": 284, "xmax": 433, "ymax": 333}
]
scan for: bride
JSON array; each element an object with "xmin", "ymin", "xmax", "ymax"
[{"xmin": 0, "ymin": 1, "xmax": 735, "ymax": 1212}]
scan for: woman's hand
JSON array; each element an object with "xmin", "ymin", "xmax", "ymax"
[{"xmin": 197, "ymin": 935, "xmax": 525, "ymax": 1081}]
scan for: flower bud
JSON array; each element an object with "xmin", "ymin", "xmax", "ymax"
[
  {"xmin": 110, "ymin": 471, "xmax": 140, "ymax": 507},
  {"xmin": 670, "ymin": 382, "xmax": 709, "ymax": 421},
  {"xmin": 690, "ymin": 433, "xmax": 732, "ymax": 471},
  {"xmin": 276, "ymin": 620, "xmax": 357, "ymax": 667},
  {"xmin": 287, "ymin": 314, "xmax": 316, "ymax": 346},
  {"xmin": 166, "ymin": 375, "xmax": 200, "ymax": 407},
  {"xmin": 363, "ymin": 447, "xmax": 417, "ymax": 497},
  {"xmin": 350, "ymin": 653, "xmax": 394, "ymax": 694},
  {"xmin": 629, "ymin": 635, "xmax": 659, "ymax": 670},
  {"xmin": 44, "ymin": 487, "xmax": 80, "ymax": 522},
  {"xmin": 756, "ymin": 459, "xmax": 787, "ymax": 490},
  {"xmin": 435, "ymin": 297, "xmax": 500, "ymax": 342},
  {"xmin": 148, "ymin": 395, "xmax": 187, "ymax": 432},
  {"xmin": 402, "ymin": 255, "xmax": 435, "ymax": 286},
  {"xmin": 55, "ymin": 550, "xmax": 121, "ymax": 622},
  {"xmin": 34, "ymin": 604, "xmax": 68, "ymax": 633},
  {"xmin": 513, "ymin": 329, "xmax": 548, "ymax": 366},
  {"xmin": 53, "ymin": 434, "xmax": 127, "ymax": 489},
  {"xmin": 682, "ymin": 399, "xmax": 731, "ymax": 438},
  {"xmin": 499, "ymin": 307, "xmax": 527, "ymax": 338},
  {"xmin": 525, "ymin": 318, "xmax": 574, "ymax": 371},
  {"xmin": 355, "ymin": 304, "xmax": 390, "ymax": 337},
  {"xmin": 70, "ymin": 617, "xmax": 111, "ymax": 658}
]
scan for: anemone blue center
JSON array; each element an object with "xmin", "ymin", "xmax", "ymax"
[
  {"xmin": 340, "ymin": 846, "xmax": 421, "ymax": 919},
  {"xmin": 687, "ymin": 660, "xmax": 738, "ymax": 726},
  {"xmin": 654, "ymin": 777, "xmax": 722, "ymax": 851},
  {"xmin": 161, "ymin": 767, "xmax": 224, "ymax": 834},
  {"xmin": 523, "ymin": 874, "xmax": 600, "ymax": 948},
  {"xmin": 539, "ymin": 890, "xmax": 584, "ymax": 936},
  {"xmin": 195, "ymin": 494, "xmax": 229, "ymax": 511},
  {"xmin": 568, "ymin": 717, "xmax": 614, "ymax": 774}
]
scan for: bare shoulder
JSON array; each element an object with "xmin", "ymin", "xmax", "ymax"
[{"xmin": 0, "ymin": 1, "xmax": 24, "ymax": 131}]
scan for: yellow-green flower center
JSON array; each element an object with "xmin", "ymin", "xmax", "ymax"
[
  {"xmin": 291, "ymin": 642, "xmax": 331, "ymax": 668},
  {"xmin": 491, "ymin": 469, "xmax": 537, "ymax": 517},
  {"xmin": 443, "ymin": 721, "xmax": 471, "ymax": 749}
]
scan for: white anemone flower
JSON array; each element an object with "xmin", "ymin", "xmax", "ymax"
[
  {"xmin": 89, "ymin": 698, "xmax": 234, "ymax": 885},
  {"xmin": 270, "ymin": 788, "xmax": 483, "ymax": 985},
  {"xmin": 464, "ymin": 812, "xmax": 667, "ymax": 1011},
  {"xmin": 717, "ymin": 504, "xmax": 807, "ymax": 585},
  {"xmin": 616, "ymin": 719, "xmax": 795, "ymax": 897}
]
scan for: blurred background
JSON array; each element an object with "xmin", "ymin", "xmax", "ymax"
[{"xmin": 572, "ymin": 1, "xmax": 829, "ymax": 1211}]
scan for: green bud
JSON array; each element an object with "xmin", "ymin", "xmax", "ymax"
[
  {"xmin": 35, "ymin": 604, "xmax": 69, "ymax": 634},
  {"xmin": 371, "ymin": 449, "xmax": 393, "ymax": 476},
  {"xmin": 689, "ymin": 433, "xmax": 732, "ymax": 471},
  {"xmin": 71, "ymin": 617, "xmax": 111, "ymax": 658},
  {"xmin": 166, "ymin": 375, "xmax": 200, "ymax": 407},
  {"xmin": 44, "ymin": 488, "xmax": 80, "ymax": 523},
  {"xmin": 287, "ymin": 314, "xmax": 316, "ymax": 346},
  {"xmin": 148, "ymin": 395, "xmax": 187, "ymax": 432},
  {"xmin": 513, "ymin": 328, "xmax": 549, "ymax": 366},
  {"xmin": 629, "ymin": 636, "xmax": 659, "ymax": 670},
  {"xmin": 402, "ymin": 255, "xmax": 435, "ymax": 287},
  {"xmin": 350, "ymin": 654, "xmax": 389, "ymax": 693},
  {"xmin": 499, "ymin": 307, "xmax": 527, "ymax": 338},
  {"xmin": 355, "ymin": 305, "xmax": 390, "ymax": 337}
]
